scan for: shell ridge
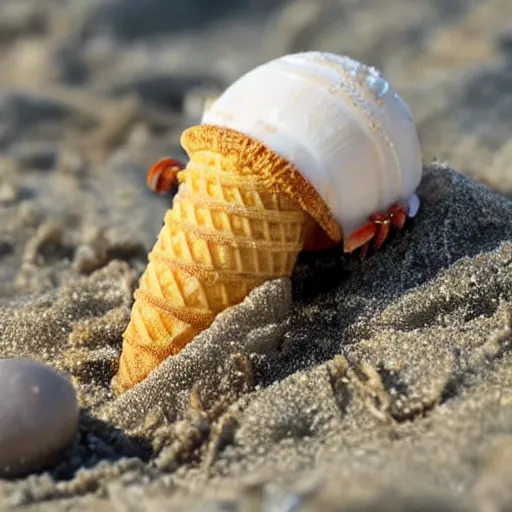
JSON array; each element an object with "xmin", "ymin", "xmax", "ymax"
[{"xmin": 272, "ymin": 55, "xmax": 403, "ymax": 212}]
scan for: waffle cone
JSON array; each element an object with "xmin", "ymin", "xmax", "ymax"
[{"xmin": 112, "ymin": 125, "xmax": 340, "ymax": 393}]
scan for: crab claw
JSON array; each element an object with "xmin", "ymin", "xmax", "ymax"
[
  {"xmin": 146, "ymin": 157, "xmax": 184, "ymax": 195},
  {"xmin": 344, "ymin": 200, "xmax": 414, "ymax": 259}
]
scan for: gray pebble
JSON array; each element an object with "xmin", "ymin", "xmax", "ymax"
[{"xmin": 0, "ymin": 359, "xmax": 79, "ymax": 478}]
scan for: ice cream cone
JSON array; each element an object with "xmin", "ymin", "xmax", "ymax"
[{"xmin": 112, "ymin": 125, "xmax": 340, "ymax": 393}]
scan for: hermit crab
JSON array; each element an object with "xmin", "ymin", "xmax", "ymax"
[{"xmin": 112, "ymin": 51, "xmax": 422, "ymax": 393}]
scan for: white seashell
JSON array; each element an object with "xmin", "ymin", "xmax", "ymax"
[{"xmin": 202, "ymin": 51, "xmax": 422, "ymax": 237}]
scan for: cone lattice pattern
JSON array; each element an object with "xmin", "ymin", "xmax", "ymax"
[{"xmin": 112, "ymin": 126, "xmax": 325, "ymax": 393}]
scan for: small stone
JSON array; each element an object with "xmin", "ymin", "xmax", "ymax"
[{"xmin": 0, "ymin": 359, "xmax": 79, "ymax": 478}]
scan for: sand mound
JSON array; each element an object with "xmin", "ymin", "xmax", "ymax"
[{"xmin": 0, "ymin": 166, "xmax": 511, "ymax": 511}]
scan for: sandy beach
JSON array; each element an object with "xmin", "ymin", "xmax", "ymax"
[{"xmin": 0, "ymin": 0, "xmax": 511, "ymax": 510}]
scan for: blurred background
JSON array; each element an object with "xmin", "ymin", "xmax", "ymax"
[{"xmin": 0, "ymin": 0, "xmax": 511, "ymax": 295}]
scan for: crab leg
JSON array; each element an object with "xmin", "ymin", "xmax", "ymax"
[{"xmin": 344, "ymin": 200, "xmax": 412, "ymax": 258}]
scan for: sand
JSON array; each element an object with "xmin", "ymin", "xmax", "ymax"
[{"xmin": 0, "ymin": 0, "xmax": 511, "ymax": 510}]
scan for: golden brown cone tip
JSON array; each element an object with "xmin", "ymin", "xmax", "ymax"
[{"xmin": 112, "ymin": 125, "xmax": 340, "ymax": 394}]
